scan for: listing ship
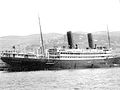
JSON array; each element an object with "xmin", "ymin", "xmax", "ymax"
[{"xmin": 0, "ymin": 31, "xmax": 119, "ymax": 70}]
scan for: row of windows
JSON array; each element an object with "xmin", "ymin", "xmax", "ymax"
[
  {"xmin": 49, "ymin": 56, "xmax": 60, "ymax": 58},
  {"xmin": 2, "ymin": 53, "xmax": 36, "ymax": 58},
  {"xmin": 49, "ymin": 52, "xmax": 109, "ymax": 55},
  {"xmin": 49, "ymin": 53, "xmax": 59, "ymax": 55},
  {"xmin": 60, "ymin": 52, "xmax": 107, "ymax": 55},
  {"xmin": 60, "ymin": 56, "xmax": 107, "ymax": 58},
  {"xmin": 49, "ymin": 56, "xmax": 109, "ymax": 58}
]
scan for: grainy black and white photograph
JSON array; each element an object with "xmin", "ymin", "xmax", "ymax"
[{"xmin": 0, "ymin": 0, "xmax": 120, "ymax": 90}]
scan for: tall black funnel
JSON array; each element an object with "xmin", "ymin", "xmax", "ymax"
[
  {"xmin": 87, "ymin": 33, "xmax": 94, "ymax": 49},
  {"xmin": 67, "ymin": 31, "xmax": 74, "ymax": 49}
]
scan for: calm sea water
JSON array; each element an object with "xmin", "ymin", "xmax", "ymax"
[{"xmin": 0, "ymin": 68, "xmax": 120, "ymax": 90}]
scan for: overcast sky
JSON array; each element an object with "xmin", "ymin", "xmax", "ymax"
[{"xmin": 0, "ymin": 0, "xmax": 120, "ymax": 37}]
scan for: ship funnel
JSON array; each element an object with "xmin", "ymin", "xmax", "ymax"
[
  {"xmin": 87, "ymin": 33, "xmax": 94, "ymax": 49},
  {"xmin": 67, "ymin": 31, "xmax": 74, "ymax": 49}
]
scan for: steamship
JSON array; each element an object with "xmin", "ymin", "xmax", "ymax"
[
  {"xmin": 45, "ymin": 31, "xmax": 116, "ymax": 69},
  {"xmin": 0, "ymin": 31, "xmax": 118, "ymax": 70},
  {"xmin": 0, "ymin": 17, "xmax": 118, "ymax": 70}
]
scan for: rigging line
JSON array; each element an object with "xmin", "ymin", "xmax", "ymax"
[{"xmin": 107, "ymin": 25, "xmax": 111, "ymax": 49}]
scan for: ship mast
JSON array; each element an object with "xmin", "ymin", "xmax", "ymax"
[
  {"xmin": 38, "ymin": 16, "xmax": 45, "ymax": 55},
  {"xmin": 107, "ymin": 25, "xmax": 111, "ymax": 49}
]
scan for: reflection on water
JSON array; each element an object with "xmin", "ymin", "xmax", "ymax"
[{"xmin": 0, "ymin": 68, "xmax": 120, "ymax": 90}]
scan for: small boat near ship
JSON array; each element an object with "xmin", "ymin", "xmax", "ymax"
[{"xmin": 1, "ymin": 31, "xmax": 119, "ymax": 70}]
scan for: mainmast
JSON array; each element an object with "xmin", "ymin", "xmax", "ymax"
[
  {"xmin": 38, "ymin": 16, "xmax": 45, "ymax": 55},
  {"xmin": 107, "ymin": 25, "xmax": 111, "ymax": 49}
]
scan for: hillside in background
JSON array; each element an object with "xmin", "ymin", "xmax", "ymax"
[{"xmin": 1, "ymin": 31, "xmax": 120, "ymax": 52}]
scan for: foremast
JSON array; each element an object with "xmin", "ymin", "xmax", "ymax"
[{"xmin": 38, "ymin": 16, "xmax": 45, "ymax": 57}]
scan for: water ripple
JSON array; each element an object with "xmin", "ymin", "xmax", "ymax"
[{"xmin": 0, "ymin": 68, "xmax": 120, "ymax": 90}]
